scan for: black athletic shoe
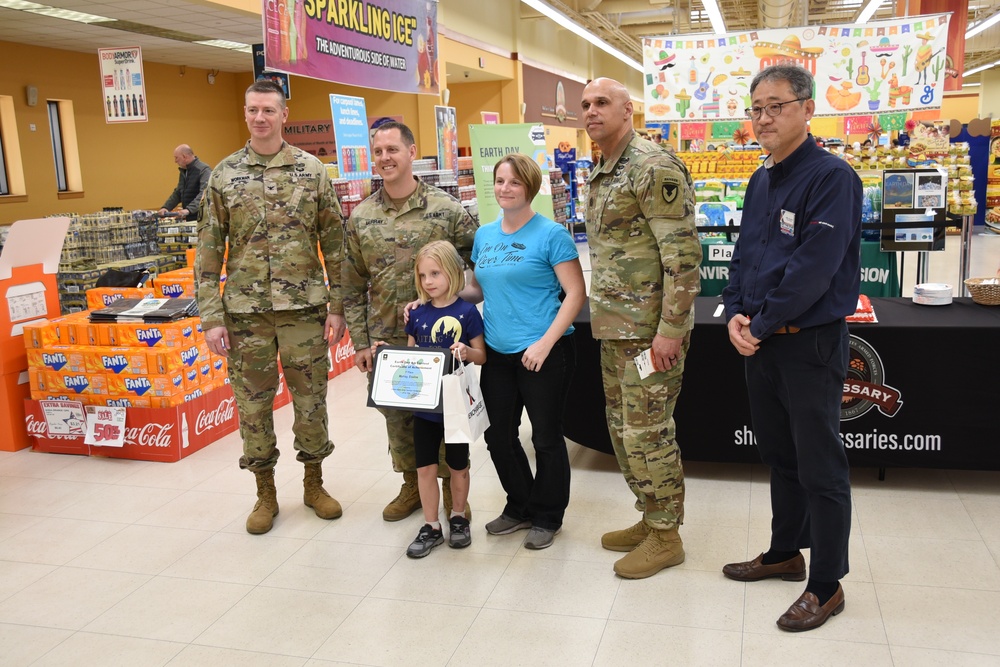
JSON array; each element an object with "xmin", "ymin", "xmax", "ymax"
[{"xmin": 406, "ymin": 524, "xmax": 444, "ymax": 558}]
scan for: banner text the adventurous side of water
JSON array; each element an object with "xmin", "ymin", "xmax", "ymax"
[
  {"xmin": 263, "ymin": 0, "xmax": 440, "ymax": 95},
  {"xmin": 644, "ymin": 15, "xmax": 949, "ymax": 123}
]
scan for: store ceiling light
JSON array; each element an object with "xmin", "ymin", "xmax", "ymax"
[
  {"xmin": 963, "ymin": 59, "xmax": 1000, "ymax": 76},
  {"xmin": 194, "ymin": 39, "xmax": 252, "ymax": 53},
  {"xmin": 854, "ymin": 0, "xmax": 884, "ymax": 24},
  {"xmin": 966, "ymin": 8, "xmax": 1000, "ymax": 40},
  {"xmin": 700, "ymin": 0, "xmax": 727, "ymax": 35},
  {"xmin": 520, "ymin": 0, "xmax": 642, "ymax": 72},
  {"xmin": 0, "ymin": 0, "xmax": 115, "ymax": 24}
]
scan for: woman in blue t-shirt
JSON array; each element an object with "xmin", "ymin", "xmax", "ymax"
[{"xmin": 470, "ymin": 153, "xmax": 586, "ymax": 550}]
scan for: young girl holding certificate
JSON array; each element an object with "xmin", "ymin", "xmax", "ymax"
[{"xmin": 402, "ymin": 240, "xmax": 486, "ymax": 558}]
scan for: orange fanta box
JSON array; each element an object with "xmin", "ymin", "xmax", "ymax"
[
  {"xmin": 69, "ymin": 319, "xmax": 117, "ymax": 346},
  {"xmin": 22, "ymin": 313, "xmax": 87, "ymax": 348},
  {"xmin": 27, "ymin": 345, "xmax": 88, "ymax": 373},
  {"xmin": 115, "ymin": 318, "xmax": 199, "ymax": 348},
  {"xmin": 28, "ymin": 367, "xmax": 47, "ymax": 392},
  {"xmin": 91, "ymin": 394, "xmax": 153, "ymax": 409},
  {"xmin": 83, "ymin": 346, "xmax": 152, "ymax": 375},
  {"xmin": 43, "ymin": 370, "xmax": 110, "ymax": 396},
  {"xmin": 22, "ymin": 320, "xmax": 60, "ymax": 349},
  {"xmin": 106, "ymin": 372, "xmax": 185, "ymax": 398},
  {"xmin": 154, "ymin": 268, "xmax": 195, "ymax": 299},
  {"xmin": 145, "ymin": 347, "xmax": 186, "ymax": 375},
  {"xmin": 211, "ymin": 354, "xmax": 228, "ymax": 379},
  {"xmin": 86, "ymin": 287, "xmax": 156, "ymax": 311},
  {"xmin": 182, "ymin": 364, "xmax": 202, "ymax": 390}
]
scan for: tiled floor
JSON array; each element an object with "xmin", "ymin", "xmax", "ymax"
[{"xmin": 1, "ymin": 231, "xmax": 998, "ymax": 666}]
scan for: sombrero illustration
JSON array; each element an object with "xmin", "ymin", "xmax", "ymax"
[
  {"xmin": 730, "ymin": 67, "xmax": 752, "ymax": 77},
  {"xmin": 871, "ymin": 37, "xmax": 898, "ymax": 55},
  {"xmin": 654, "ymin": 51, "xmax": 676, "ymax": 69},
  {"xmin": 916, "ymin": 32, "xmax": 934, "ymax": 41},
  {"xmin": 753, "ymin": 35, "xmax": 824, "ymax": 60}
]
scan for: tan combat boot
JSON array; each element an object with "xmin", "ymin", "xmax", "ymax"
[
  {"xmin": 612, "ymin": 527, "xmax": 685, "ymax": 579},
  {"xmin": 246, "ymin": 469, "xmax": 279, "ymax": 535},
  {"xmin": 303, "ymin": 462, "xmax": 343, "ymax": 520},
  {"xmin": 382, "ymin": 470, "xmax": 421, "ymax": 521},
  {"xmin": 601, "ymin": 520, "xmax": 650, "ymax": 552},
  {"xmin": 441, "ymin": 477, "xmax": 472, "ymax": 521}
]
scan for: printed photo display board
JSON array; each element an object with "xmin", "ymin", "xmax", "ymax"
[{"xmin": 880, "ymin": 168, "xmax": 948, "ymax": 252}]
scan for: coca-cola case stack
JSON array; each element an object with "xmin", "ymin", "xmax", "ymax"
[
  {"xmin": 24, "ymin": 372, "xmax": 294, "ymax": 461},
  {"xmin": 26, "ymin": 385, "xmax": 223, "ymax": 461}
]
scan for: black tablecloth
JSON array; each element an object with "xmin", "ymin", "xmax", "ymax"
[{"xmin": 567, "ymin": 297, "xmax": 1000, "ymax": 470}]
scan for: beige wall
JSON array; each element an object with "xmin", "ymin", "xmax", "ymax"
[
  {"xmin": 978, "ymin": 69, "xmax": 1000, "ymax": 121},
  {"xmin": 941, "ymin": 93, "xmax": 981, "ymax": 125},
  {"xmin": 0, "ymin": 40, "xmax": 245, "ymax": 225}
]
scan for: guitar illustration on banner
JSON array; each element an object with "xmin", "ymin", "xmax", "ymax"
[
  {"xmin": 856, "ymin": 52, "xmax": 870, "ymax": 86},
  {"xmin": 695, "ymin": 67, "xmax": 715, "ymax": 101}
]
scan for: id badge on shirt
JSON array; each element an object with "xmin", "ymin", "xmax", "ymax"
[{"xmin": 779, "ymin": 209, "xmax": 795, "ymax": 236}]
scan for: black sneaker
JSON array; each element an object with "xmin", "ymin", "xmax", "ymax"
[
  {"xmin": 449, "ymin": 515, "xmax": 472, "ymax": 549},
  {"xmin": 406, "ymin": 524, "xmax": 444, "ymax": 559}
]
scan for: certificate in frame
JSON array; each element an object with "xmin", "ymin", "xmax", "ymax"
[{"xmin": 366, "ymin": 346, "xmax": 452, "ymax": 412}]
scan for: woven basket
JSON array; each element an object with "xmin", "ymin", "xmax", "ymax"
[{"xmin": 964, "ymin": 277, "xmax": 1000, "ymax": 306}]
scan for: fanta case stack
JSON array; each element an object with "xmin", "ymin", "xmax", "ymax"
[
  {"xmin": 23, "ymin": 309, "xmax": 228, "ymax": 408},
  {"xmin": 153, "ymin": 267, "xmax": 196, "ymax": 299},
  {"xmin": 86, "ymin": 286, "xmax": 156, "ymax": 310}
]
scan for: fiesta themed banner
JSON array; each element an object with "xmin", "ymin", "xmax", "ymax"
[
  {"xmin": 263, "ymin": 0, "xmax": 439, "ymax": 95},
  {"xmin": 469, "ymin": 124, "xmax": 555, "ymax": 225},
  {"xmin": 644, "ymin": 15, "xmax": 949, "ymax": 122}
]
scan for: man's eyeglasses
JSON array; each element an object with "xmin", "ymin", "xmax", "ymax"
[{"xmin": 744, "ymin": 98, "xmax": 809, "ymax": 120}]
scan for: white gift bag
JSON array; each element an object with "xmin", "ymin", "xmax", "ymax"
[{"xmin": 442, "ymin": 359, "xmax": 489, "ymax": 443}]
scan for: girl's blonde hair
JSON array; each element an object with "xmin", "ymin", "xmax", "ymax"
[{"xmin": 414, "ymin": 240, "xmax": 465, "ymax": 303}]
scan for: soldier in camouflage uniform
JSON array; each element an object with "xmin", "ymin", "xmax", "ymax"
[
  {"xmin": 582, "ymin": 78, "xmax": 702, "ymax": 578},
  {"xmin": 195, "ymin": 79, "xmax": 345, "ymax": 535},
  {"xmin": 343, "ymin": 121, "xmax": 478, "ymax": 522}
]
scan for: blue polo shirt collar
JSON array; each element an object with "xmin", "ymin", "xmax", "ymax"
[{"xmin": 764, "ymin": 134, "xmax": 818, "ymax": 177}]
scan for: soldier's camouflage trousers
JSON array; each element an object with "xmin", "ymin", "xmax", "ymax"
[
  {"xmin": 600, "ymin": 336, "xmax": 690, "ymax": 530},
  {"xmin": 368, "ymin": 334, "xmax": 451, "ymax": 477},
  {"xmin": 227, "ymin": 306, "xmax": 333, "ymax": 472}
]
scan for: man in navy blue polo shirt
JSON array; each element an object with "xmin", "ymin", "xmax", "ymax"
[{"xmin": 720, "ymin": 64, "xmax": 862, "ymax": 632}]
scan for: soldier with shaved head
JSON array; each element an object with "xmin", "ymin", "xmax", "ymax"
[{"xmin": 581, "ymin": 77, "xmax": 702, "ymax": 579}]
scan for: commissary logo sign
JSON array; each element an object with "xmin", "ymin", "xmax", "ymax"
[{"xmin": 842, "ymin": 335, "xmax": 903, "ymax": 420}]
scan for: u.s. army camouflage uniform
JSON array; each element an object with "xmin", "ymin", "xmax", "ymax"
[
  {"xmin": 195, "ymin": 141, "xmax": 343, "ymax": 472},
  {"xmin": 343, "ymin": 177, "xmax": 477, "ymax": 473},
  {"xmin": 586, "ymin": 131, "xmax": 702, "ymax": 530}
]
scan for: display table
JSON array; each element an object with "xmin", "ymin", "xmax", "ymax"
[
  {"xmin": 698, "ymin": 239, "xmax": 900, "ymax": 298},
  {"xmin": 566, "ymin": 297, "xmax": 1000, "ymax": 470}
]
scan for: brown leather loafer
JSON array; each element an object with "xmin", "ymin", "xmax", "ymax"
[
  {"xmin": 722, "ymin": 552, "xmax": 806, "ymax": 582},
  {"xmin": 776, "ymin": 584, "xmax": 845, "ymax": 632}
]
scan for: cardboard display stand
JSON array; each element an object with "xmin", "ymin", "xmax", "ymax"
[
  {"xmin": 25, "ymin": 374, "xmax": 290, "ymax": 462},
  {"xmin": 0, "ymin": 217, "xmax": 71, "ymax": 451}
]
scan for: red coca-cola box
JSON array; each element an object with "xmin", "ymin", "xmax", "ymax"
[
  {"xmin": 328, "ymin": 329, "xmax": 356, "ymax": 379},
  {"xmin": 24, "ymin": 386, "xmax": 238, "ymax": 462},
  {"xmin": 24, "ymin": 371, "xmax": 291, "ymax": 462}
]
